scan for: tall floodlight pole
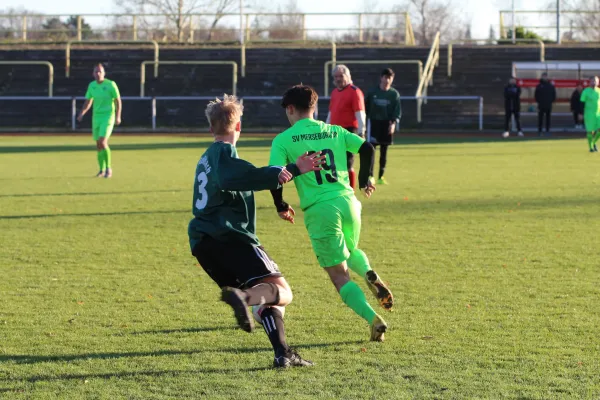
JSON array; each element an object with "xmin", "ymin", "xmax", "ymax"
[
  {"xmin": 240, "ymin": 0, "xmax": 244, "ymax": 44},
  {"xmin": 511, "ymin": 0, "xmax": 516, "ymax": 44},
  {"xmin": 556, "ymin": 0, "xmax": 561, "ymax": 44}
]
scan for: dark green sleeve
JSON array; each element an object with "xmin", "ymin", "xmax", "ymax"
[
  {"xmin": 365, "ymin": 90, "xmax": 372, "ymax": 119},
  {"xmin": 216, "ymin": 146, "xmax": 282, "ymax": 191},
  {"xmin": 392, "ymin": 91, "xmax": 401, "ymax": 120}
]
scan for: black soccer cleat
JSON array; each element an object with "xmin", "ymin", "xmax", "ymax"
[
  {"xmin": 365, "ymin": 270, "xmax": 394, "ymax": 310},
  {"xmin": 273, "ymin": 350, "xmax": 314, "ymax": 368},
  {"xmin": 221, "ymin": 287, "xmax": 254, "ymax": 333}
]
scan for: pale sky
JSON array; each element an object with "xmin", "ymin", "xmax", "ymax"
[{"xmin": 1, "ymin": 0, "xmax": 551, "ymax": 40}]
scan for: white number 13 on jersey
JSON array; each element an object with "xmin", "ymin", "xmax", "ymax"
[{"xmin": 195, "ymin": 171, "xmax": 209, "ymax": 210}]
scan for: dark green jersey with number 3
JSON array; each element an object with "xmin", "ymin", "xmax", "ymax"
[
  {"xmin": 188, "ymin": 141, "xmax": 283, "ymax": 251},
  {"xmin": 269, "ymin": 118, "xmax": 364, "ymax": 210}
]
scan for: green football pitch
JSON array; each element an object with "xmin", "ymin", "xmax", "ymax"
[{"xmin": 1, "ymin": 135, "xmax": 599, "ymax": 399}]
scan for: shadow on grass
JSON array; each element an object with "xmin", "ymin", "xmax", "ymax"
[
  {"xmin": 4, "ymin": 195, "xmax": 600, "ymax": 220},
  {"xmin": 0, "ymin": 189, "xmax": 187, "ymax": 199},
  {"xmin": 381, "ymin": 195, "xmax": 600, "ymax": 214},
  {"xmin": 0, "ymin": 209, "xmax": 188, "ymax": 220},
  {"xmin": 0, "ymin": 139, "xmax": 276, "ymax": 154},
  {"xmin": 6, "ymin": 366, "xmax": 274, "ymax": 383},
  {"xmin": 0, "ymin": 135, "xmax": 580, "ymax": 154},
  {"xmin": 0, "ymin": 347, "xmax": 267, "ymax": 366},
  {"xmin": 129, "ymin": 326, "xmax": 236, "ymax": 335},
  {"xmin": 0, "ymin": 340, "xmax": 364, "ymax": 366}
]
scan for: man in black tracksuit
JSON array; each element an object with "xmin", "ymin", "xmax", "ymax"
[
  {"xmin": 534, "ymin": 73, "xmax": 556, "ymax": 136},
  {"xmin": 503, "ymin": 77, "xmax": 522, "ymax": 137}
]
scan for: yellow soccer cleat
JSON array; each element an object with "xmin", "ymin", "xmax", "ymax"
[
  {"xmin": 370, "ymin": 314, "xmax": 388, "ymax": 342},
  {"xmin": 365, "ymin": 270, "xmax": 394, "ymax": 310}
]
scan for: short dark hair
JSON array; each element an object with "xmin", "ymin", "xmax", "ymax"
[
  {"xmin": 381, "ymin": 68, "xmax": 395, "ymax": 77},
  {"xmin": 281, "ymin": 84, "xmax": 318, "ymax": 111}
]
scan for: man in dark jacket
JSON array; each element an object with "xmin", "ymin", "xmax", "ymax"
[
  {"xmin": 570, "ymin": 83, "xmax": 584, "ymax": 129},
  {"xmin": 534, "ymin": 73, "xmax": 556, "ymax": 136},
  {"xmin": 503, "ymin": 77, "xmax": 523, "ymax": 138}
]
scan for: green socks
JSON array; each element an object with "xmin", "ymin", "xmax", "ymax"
[
  {"xmin": 588, "ymin": 133, "xmax": 595, "ymax": 150},
  {"xmin": 339, "ymin": 281, "xmax": 377, "ymax": 324},
  {"xmin": 104, "ymin": 147, "xmax": 112, "ymax": 169},
  {"xmin": 96, "ymin": 148, "xmax": 112, "ymax": 171},
  {"xmin": 347, "ymin": 248, "xmax": 372, "ymax": 278},
  {"xmin": 97, "ymin": 150, "xmax": 106, "ymax": 171}
]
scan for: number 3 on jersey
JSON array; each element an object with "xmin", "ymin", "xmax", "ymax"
[
  {"xmin": 195, "ymin": 171, "xmax": 208, "ymax": 210},
  {"xmin": 309, "ymin": 149, "xmax": 337, "ymax": 185}
]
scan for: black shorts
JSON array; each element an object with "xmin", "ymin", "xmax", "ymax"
[
  {"xmin": 368, "ymin": 119, "xmax": 393, "ymax": 145},
  {"xmin": 192, "ymin": 235, "xmax": 282, "ymax": 289},
  {"xmin": 343, "ymin": 127, "xmax": 359, "ymax": 169}
]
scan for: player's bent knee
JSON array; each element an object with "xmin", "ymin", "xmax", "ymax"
[{"xmin": 258, "ymin": 276, "xmax": 292, "ymax": 306}]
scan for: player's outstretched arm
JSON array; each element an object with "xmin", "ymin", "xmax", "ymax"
[
  {"xmin": 358, "ymin": 141, "xmax": 376, "ymax": 198},
  {"xmin": 217, "ymin": 149, "xmax": 323, "ymax": 192}
]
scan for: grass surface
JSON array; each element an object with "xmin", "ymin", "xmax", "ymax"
[{"xmin": 1, "ymin": 135, "xmax": 599, "ymax": 399}]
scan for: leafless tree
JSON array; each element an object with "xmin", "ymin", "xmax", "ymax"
[
  {"xmin": 246, "ymin": 0, "xmax": 303, "ymax": 41},
  {"xmin": 114, "ymin": 0, "xmax": 238, "ymax": 42},
  {"xmin": 402, "ymin": 0, "xmax": 463, "ymax": 45},
  {"xmin": 0, "ymin": 7, "xmax": 45, "ymax": 40},
  {"xmin": 557, "ymin": 0, "xmax": 600, "ymax": 42}
]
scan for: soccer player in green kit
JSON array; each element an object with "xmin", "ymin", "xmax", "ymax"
[
  {"xmin": 189, "ymin": 94, "xmax": 324, "ymax": 368},
  {"xmin": 77, "ymin": 63, "xmax": 122, "ymax": 178},
  {"xmin": 580, "ymin": 76, "xmax": 600, "ymax": 152},
  {"xmin": 269, "ymin": 85, "xmax": 393, "ymax": 342},
  {"xmin": 365, "ymin": 68, "xmax": 401, "ymax": 184}
]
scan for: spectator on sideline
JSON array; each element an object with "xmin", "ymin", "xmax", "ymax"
[
  {"xmin": 502, "ymin": 76, "xmax": 523, "ymax": 138},
  {"xmin": 534, "ymin": 72, "xmax": 556, "ymax": 136},
  {"xmin": 365, "ymin": 68, "xmax": 401, "ymax": 183},
  {"xmin": 570, "ymin": 83, "xmax": 584, "ymax": 129},
  {"xmin": 326, "ymin": 65, "xmax": 366, "ymax": 189}
]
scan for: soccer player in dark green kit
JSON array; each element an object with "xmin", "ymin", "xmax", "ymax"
[
  {"xmin": 365, "ymin": 68, "xmax": 401, "ymax": 185},
  {"xmin": 269, "ymin": 85, "xmax": 393, "ymax": 342},
  {"xmin": 188, "ymin": 94, "xmax": 324, "ymax": 368},
  {"xmin": 77, "ymin": 63, "xmax": 122, "ymax": 178}
]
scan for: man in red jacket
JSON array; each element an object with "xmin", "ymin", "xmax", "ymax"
[{"xmin": 327, "ymin": 64, "xmax": 366, "ymax": 189}]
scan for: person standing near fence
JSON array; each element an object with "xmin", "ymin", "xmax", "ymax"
[
  {"xmin": 580, "ymin": 76, "xmax": 600, "ymax": 153},
  {"xmin": 365, "ymin": 68, "xmax": 401, "ymax": 184},
  {"xmin": 570, "ymin": 83, "xmax": 584, "ymax": 129},
  {"xmin": 534, "ymin": 73, "xmax": 556, "ymax": 137},
  {"xmin": 77, "ymin": 63, "xmax": 122, "ymax": 178},
  {"xmin": 327, "ymin": 65, "xmax": 366, "ymax": 190},
  {"xmin": 502, "ymin": 76, "xmax": 523, "ymax": 138}
]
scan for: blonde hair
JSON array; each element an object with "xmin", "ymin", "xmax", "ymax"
[{"xmin": 205, "ymin": 94, "xmax": 243, "ymax": 134}]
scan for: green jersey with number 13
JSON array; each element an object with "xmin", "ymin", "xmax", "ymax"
[
  {"xmin": 269, "ymin": 118, "xmax": 365, "ymax": 210},
  {"xmin": 188, "ymin": 141, "xmax": 283, "ymax": 251}
]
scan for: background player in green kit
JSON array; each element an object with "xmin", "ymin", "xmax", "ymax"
[
  {"xmin": 580, "ymin": 76, "xmax": 600, "ymax": 152},
  {"xmin": 189, "ymin": 94, "xmax": 324, "ymax": 368},
  {"xmin": 77, "ymin": 63, "xmax": 122, "ymax": 178},
  {"xmin": 365, "ymin": 68, "xmax": 401, "ymax": 185},
  {"xmin": 269, "ymin": 85, "xmax": 393, "ymax": 342}
]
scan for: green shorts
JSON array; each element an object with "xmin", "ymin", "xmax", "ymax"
[
  {"xmin": 92, "ymin": 116, "xmax": 115, "ymax": 141},
  {"xmin": 303, "ymin": 195, "xmax": 362, "ymax": 268}
]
